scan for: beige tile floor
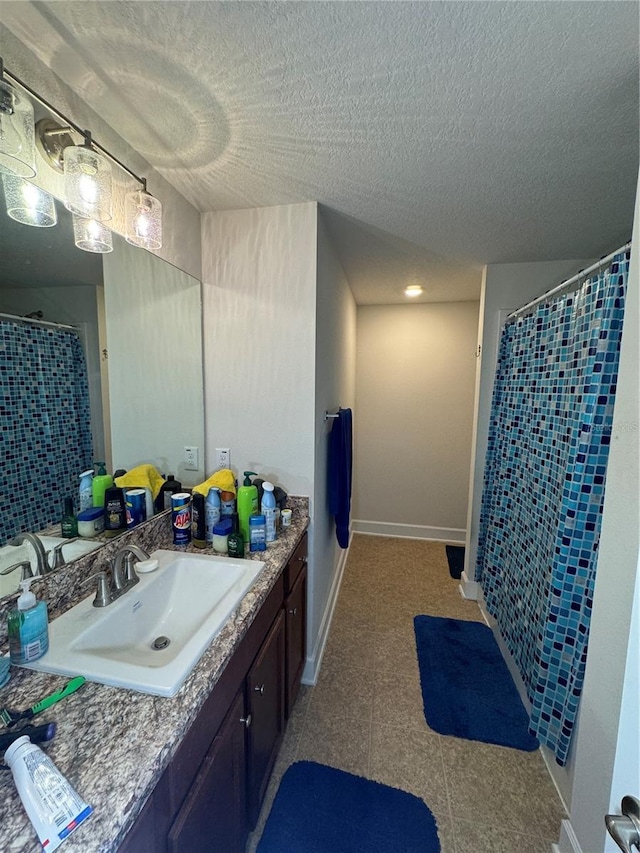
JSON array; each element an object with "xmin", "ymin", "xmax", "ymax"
[{"xmin": 248, "ymin": 534, "xmax": 567, "ymax": 852}]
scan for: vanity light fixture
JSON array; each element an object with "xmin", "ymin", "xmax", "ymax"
[
  {"xmin": 2, "ymin": 173, "xmax": 57, "ymax": 227},
  {"xmin": 0, "ymin": 57, "xmax": 163, "ymax": 248},
  {"xmin": 64, "ymin": 131, "xmax": 113, "ymax": 222},
  {"xmin": 0, "ymin": 59, "xmax": 36, "ymax": 178},
  {"xmin": 72, "ymin": 214, "xmax": 113, "ymax": 254},
  {"xmin": 404, "ymin": 285, "xmax": 423, "ymax": 297},
  {"xmin": 125, "ymin": 179, "xmax": 162, "ymax": 249}
]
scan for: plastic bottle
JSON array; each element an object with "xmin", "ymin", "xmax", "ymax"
[
  {"xmin": 227, "ymin": 516, "xmax": 245, "ymax": 558},
  {"xmin": 237, "ymin": 471, "xmax": 258, "ymax": 544},
  {"xmin": 61, "ymin": 496, "xmax": 78, "ymax": 538},
  {"xmin": 156, "ymin": 474, "xmax": 183, "ymax": 512},
  {"xmin": 191, "ymin": 492, "xmax": 206, "ymax": 548},
  {"xmin": 7, "ymin": 579, "xmax": 49, "ymax": 664},
  {"xmin": 220, "ymin": 489, "xmax": 235, "ymax": 518},
  {"xmin": 78, "ymin": 469, "xmax": 93, "ymax": 512},
  {"xmin": 103, "ymin": 486, "xmax": 126, "ymax": 537},
  {"xmin": 4, "ymin": 735, "xmax": 93, "ymax": 851},
  {"xmin": 205, "ymin": 487, "xmax": 221, "ymax": 543},
  {"xmin": 261, "ymin": 481, "xmax": 277, "ymax": 543},
  {"xmin": 249, "ymin": 514, "xmax": 267, "ymax": 552},
  {"xmin": 92, "ymin": 462, "xmax": 114, "ymax": 509}
]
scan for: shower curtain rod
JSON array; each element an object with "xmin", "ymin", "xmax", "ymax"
[
  {"xmin": 508, "ymin": 240, "xmax": 632, "ymax": 321},
  {"xmin": 0, "ymin": 311, "xmax": 76, "ymax": 331}
]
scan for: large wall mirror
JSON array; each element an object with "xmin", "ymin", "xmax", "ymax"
[{"xmin": 0, "ymin": 196, "xmax": 205, "ymax": 598}]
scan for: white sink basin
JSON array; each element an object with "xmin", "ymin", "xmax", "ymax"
[
  {"xmin": 23, "ymin": 550, "xmax": 265, "ymax": 697},
  {"xmin": 0, "ymin": 535, "xmax": 101, "ymax": 596}
]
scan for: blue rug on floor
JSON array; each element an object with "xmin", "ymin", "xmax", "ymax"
[
  {"xmin": 414, "ymin": 616, "xmax": 539, "ymax": 751},
  {"xmin": 256, "ymin": 761, "xmax": 440, "ymax": 853},
  {"xmin": 445, "ymin": 545, "xmax": 465, "ymax": 579}
]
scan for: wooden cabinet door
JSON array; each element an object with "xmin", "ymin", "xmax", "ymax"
[
  {"xmin": 167, "ymin": 690, "xmax": 248, "ymax": 853},
  {"xmin": 246, "ymin": 608, "xmax": 285, "ymax": 829},
  {"xmin": 285, "ymin": 563, "xmax": 307, "ymax": 718}
]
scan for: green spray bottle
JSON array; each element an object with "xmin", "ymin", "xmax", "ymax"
[{"xmin": 237, "ymin": 471, "xmax": 259, "ymax": 544}]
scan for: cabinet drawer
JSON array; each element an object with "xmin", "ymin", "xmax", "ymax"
[{"xmin": 284, "ymin": 533, "xmax": 307, "ymax": 594}]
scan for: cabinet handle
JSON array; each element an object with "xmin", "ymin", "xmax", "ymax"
[
  {"xmin": 240, "ymin": 713, "xmax": 252, "ymax": 728},
  {"xmin": 288, "ymin": 607, "xmax": 298, "ymax": 616},
  {"xmin": 297, "ymin": 556, "xmax": 307, "ymax": 563},
  {"xmin": 253, "ymin": 684, "xmax": 265, "ymax": 695}
]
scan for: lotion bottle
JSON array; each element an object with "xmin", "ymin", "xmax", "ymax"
[
  {"xmin": 79, "ymin": 469, "xmax": 94, "ymax": 512},
  {"xmin": 237, "ymin": 471, "xmax": 258, "ymax": 544},
  {"xmin": 7, "ymin": 579, "xmax": 49, "ymax": 665},
  {"xmin": 205, "ymin": 487, "xmax": 221, "ymax": 543}
]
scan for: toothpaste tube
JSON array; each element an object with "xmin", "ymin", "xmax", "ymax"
[{"xmin": 4, "ymin": 735, "xmax": 93, "ymax": 850}]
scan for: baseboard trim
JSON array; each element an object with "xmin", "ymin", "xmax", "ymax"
[
  {"xmin": 301, "ymin": 534, "xmax": 351, "ymax": 686},
  {"xmin": 351, "ymin": 519, "xmax": 466, "ymax": 544},
  {"xmin": 459, "ymin": 570, "xmax": 479, "ymax": 600},
  {"xmin": 553, "ymin": 820, "xmax": 583, "ymax": 853}
]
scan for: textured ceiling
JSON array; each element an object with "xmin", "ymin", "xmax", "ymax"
[{"xmin": 2, "ymin": 1, "xmax": 638, "ymax": 304}]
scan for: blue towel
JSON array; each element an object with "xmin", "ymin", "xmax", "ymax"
[{"xmin": 328, "ymin": 407, "xmax": 353, "ymax": 549}]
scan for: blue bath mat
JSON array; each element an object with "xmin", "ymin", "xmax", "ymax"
[
  {"xmin": 257, "ymin": 761, "xmax": 440, "ymax": 853},
  {"xmin": 445, "ymin": 545, "xmax": 465, "ymax": 579},
  {"xmin": 414, "ymin": 616, "xmax": 539, "ymax": 751}
]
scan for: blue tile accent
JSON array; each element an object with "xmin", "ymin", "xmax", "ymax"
[
  {"xmin": 0, "ymin": 321, "xmax": 93, "ymax": 544},
  {"xmin": 476, "ymin": 250, "xmax": 629, "ymax": 765}
]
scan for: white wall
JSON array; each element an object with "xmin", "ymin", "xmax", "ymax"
[
  {"xmin": 201, "ymin": 203, "xmax": 317, "ymax": 495},
  {"xmin": 310, "ymin": 212, "xmax": 357, "ymax": 677},
  {"xmin": 558, "ymin": 174, "xmax": 639, "ymax": 853},
  {"xmin": 353, "ymin": 301, "xmax": 479, "ymax": 541},
  {"xmin": 103, "ymin": 239, "xmax": 204, "ymax": 486}
]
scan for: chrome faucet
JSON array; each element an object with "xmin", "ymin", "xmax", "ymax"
[
  {"xmin": 9, "ymin": 532, "xmax": 49, "ymax": 576},
  {"xmin": 111, "ymin": 544, "xmax": 149, "ymax": 593},
  {"xmin": 83, "ymin": 545, "xmax": 150, "ymax": 608},
  {"xmin": 0, "ymin": 560, "xmax": 35, "ymax": 582}
]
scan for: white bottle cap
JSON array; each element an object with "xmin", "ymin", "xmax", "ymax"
[
  {"xmin": 263, "ymin": 481, "xmax": 274, "ymax": 491},
  {"xmin": 17, "ymin": 579, "xmax": 36, "ymax": 611}
]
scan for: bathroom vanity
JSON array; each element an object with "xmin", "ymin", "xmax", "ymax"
[{"xmin": 0, "ymin": 504, "xmax": 308, "ymax": 853}]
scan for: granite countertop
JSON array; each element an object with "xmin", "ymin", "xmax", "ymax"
[{"xmin": 0, "ymin": 498, "xmax": 309, "ymax": 853}]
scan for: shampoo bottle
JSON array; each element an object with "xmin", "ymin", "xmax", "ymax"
[
  {"xmin": 79, "ymin": 469, "xmax": 94, "ymax": 512},
  {"xmin": 156, "ymin": 474, "xmax": 183, "ymax": 511},
  {"xmin": 237, "ymin": 471, "xmax": 258, "ymax": 544},
  {"xmin": 261, "ymin": 481, "xmax": 277, "ymax": 543},
  {"xmin": 205, "ymin": 487, "xmax": 221, "ymax": 543},
  {"xmin": 8, "ymin": 579, "xmax": 49, "ymax": 665},
  {"xmin": 92, "ymin": 462, "xmax": 114, "ymax": 509}
]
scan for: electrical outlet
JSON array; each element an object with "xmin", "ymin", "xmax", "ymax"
[
  {"xmin": 184, "ymin": 446, "xmax": 199, "ymax": 471},
  {"xmin": 215, "ymin": 447, "xmax": 230, "ymax": 469}
]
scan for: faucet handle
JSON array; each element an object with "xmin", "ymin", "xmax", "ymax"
[
  {"xmin": 1, "ymin": 560, "xmax": 34, "ymax": 581},
  {"xmin": 50, "ymin": 540, "xmax": 77, "ymax": 570},
  {"xmin": 81, "ymin": 570, "xmax": 112, "ymax": 608}
]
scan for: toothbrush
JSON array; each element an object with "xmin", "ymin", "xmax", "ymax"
[{"xmin": 0, "ymin": 676, "xmax": 85, "ymax": 728}]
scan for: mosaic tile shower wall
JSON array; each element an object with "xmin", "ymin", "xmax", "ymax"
[
  {"xmin": 0, "ymin": 320, "xmax": 93, "ymax": 544},
  {"xmin": 476, "ymin": 249, "xmax": 629, "ymax": 765}
]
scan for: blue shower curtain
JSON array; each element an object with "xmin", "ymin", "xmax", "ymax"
[
  {"xmin": 476, "ymin": 249, "xmax": 629, "ymax": 765},
  {"xmin": 0, "ymin": 321, "xmax": 93, "ymax": 544}
]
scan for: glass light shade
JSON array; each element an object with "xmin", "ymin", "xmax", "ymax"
[
  {"xmin": 125, "ymin": 188, "xmax": 162, "ymax": 249},
  {"xmin": 2, "ymin": 174, "xmax": 57, "ymax": 227},
  {"xmin": 0, "ymin": 78, "xmax": 36, "ymax": 178},
  {"xmin": 64, "ymin": 145, "xmax": 112, "ymax": 221},
  {"xmin": 73, "ymin": 215, "xmax": 113, "ymax": 253}
]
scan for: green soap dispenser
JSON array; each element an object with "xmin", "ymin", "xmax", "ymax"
[
  {"xmin": 92, "ymin": 463, "xmax": 114, "ymax": 509},
  {"xmin": 237, "ymin": 471, "xmax": 259, "ymax": 544}
]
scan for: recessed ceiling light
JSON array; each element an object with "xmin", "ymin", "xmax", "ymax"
[{"xmin": 404, "ymin": 285, "xmax": 423, "ymax": 297}]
